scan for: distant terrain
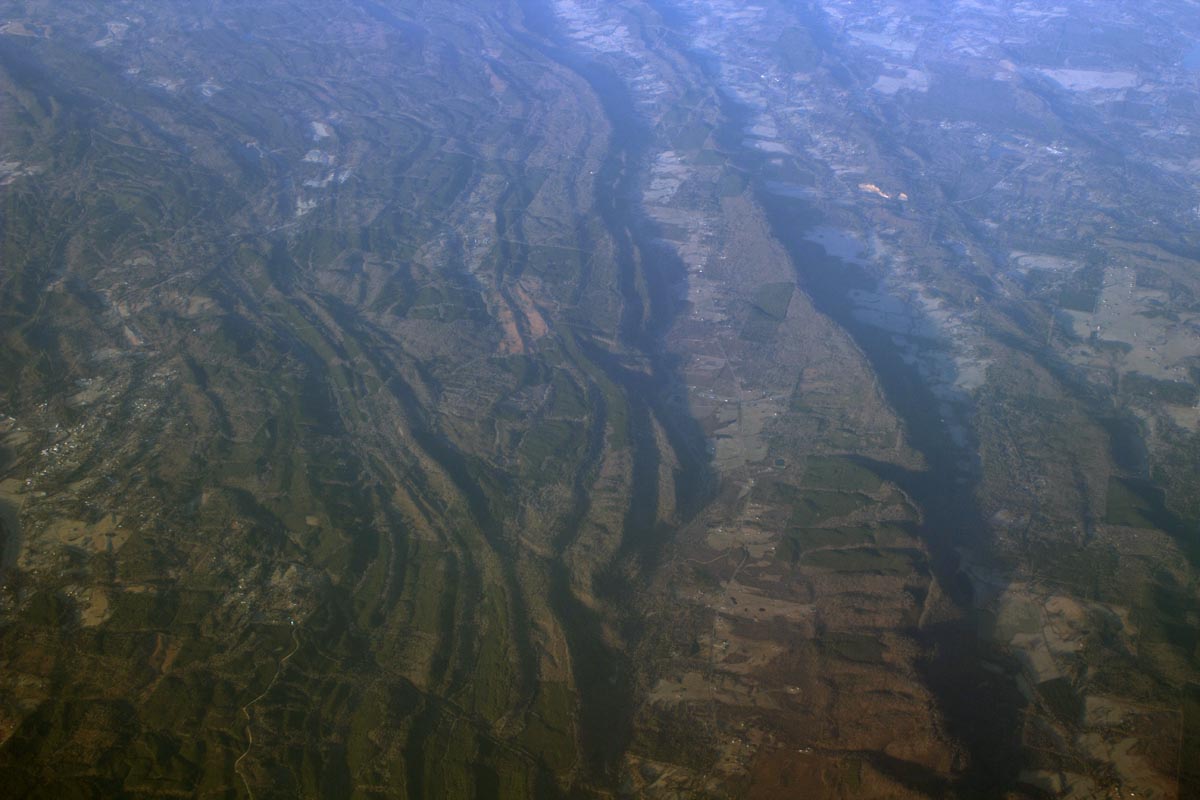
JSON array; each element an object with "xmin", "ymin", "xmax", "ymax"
[{"xmin": 1, "ymin": 1, "xmax": 1199, "ymax": 797}]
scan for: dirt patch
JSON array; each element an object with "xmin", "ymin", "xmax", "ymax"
[
  {"xmin": 496, "ymin": 296, "xmax": 524, "ymax": 354},
  {"xmin": 514, "ymin": 283, "xmax": 549, "ymax": 339},
  {"xmin": 40, "ymin": 514, "xmax": 128, "ymax": 558},
  {"xmin": 78, "ymin": 587, "xmax": 112, "ymax": 627}
]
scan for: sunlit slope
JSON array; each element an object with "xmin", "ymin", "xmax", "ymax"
[{"xmin": 0, "ymin": 1, "xmax": 701, "ymax": 795}]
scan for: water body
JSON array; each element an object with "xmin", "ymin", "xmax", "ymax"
[{"xmin": 1184, "ymin": 43, "xmax": 1200, "ymax": 70}]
